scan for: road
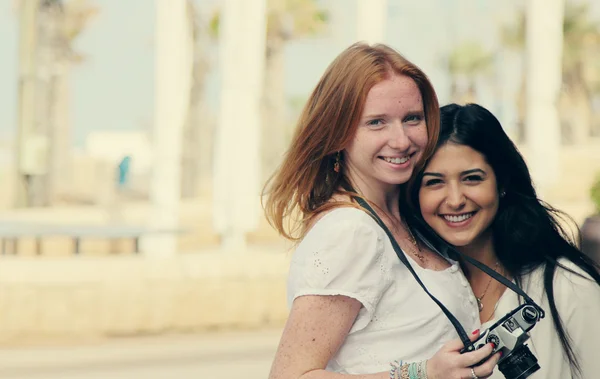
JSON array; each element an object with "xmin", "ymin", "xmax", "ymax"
[{"xmin": 0, "ymin": 328, "xmax": 282, "ymax": 379}]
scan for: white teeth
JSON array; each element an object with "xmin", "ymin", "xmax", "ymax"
[
  {"xmin": 443, "ymin": 213, "xmax": 474, "ymax": 223},
  {"xmin": 383, "ymin": 156, "xmax": 409, "ymax": 164}
]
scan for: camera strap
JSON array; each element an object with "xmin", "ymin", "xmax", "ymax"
[
  {"xmin": 407, "ymin": 212, "xmax": 545, "ymax": 317},
  {"xmin": 354, "ymin": 197, "xmax": 545, "ymax": 350}
]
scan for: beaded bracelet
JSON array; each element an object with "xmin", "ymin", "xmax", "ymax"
[
  {"xmin": 417, "ymin": 360, "xmax": 428, "ymax": 379},
  {"xmin": 396, "ymin": 361, "xmax": 428, "ymax": 379},
  {"xmin": 400, "ymin": 362, "xmax": 410, "ymax": 379},
  {"xmin": 409, "ymin": 362, "xmax": 418, "ymax": 379},
  {"xmin": 389, "ymin": 359, "xmax": 402, "ymax": 379}
]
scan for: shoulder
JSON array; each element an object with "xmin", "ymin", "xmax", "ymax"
[
  {"xmin": 303, "ymin": 207, "xmax": 383, "ymax": 242},
  {"xmin": 288, "ymin": 206, "xmax": 393, "ymax": 324},
  {"xmin": 293, "ymin": 206, "xmax": 387, "ymax": 265},
  {"xmin": 522, "ymin": 259, "xmax": 600, "ymax": 311},
  {"xmin": 316, "ymin": 206, "xmax": 379, "ymax": 225},
  {"xmin": 521, "ymin": 258, "xmax": 597, "ymax": 285},
  {"xmin": 553, "ymin": 258, "xmax": 599, "ymax": 287}
]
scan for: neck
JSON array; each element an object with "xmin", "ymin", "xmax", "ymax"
[
  {"xmin": 457, "ymin": 231, "xmax": 500, "ymax": 281},
  {"xmin": 348, "ymin": 175, "xmax": 402, "ymax": 220}
]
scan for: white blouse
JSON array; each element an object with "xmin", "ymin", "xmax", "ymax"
[
  {"xmin": 287, "ymin": 207, "xmax": 481, "ymax": 374},
  {"xmin": 483, "ymin": 259, "xmax": 600, "ymax": 379}
]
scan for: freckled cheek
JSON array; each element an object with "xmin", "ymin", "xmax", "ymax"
[{"xmin": 409, "ymin": 127, "xmax": 429, "ymax": 149}]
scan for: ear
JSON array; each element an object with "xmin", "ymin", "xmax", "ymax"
[
  {"xmin": 498, "ymin": 177, "xmax": 509, "ymax": 198},
  {"xmin": 498, "ymin": 183, "xmax": 507, "ymax": 198}
]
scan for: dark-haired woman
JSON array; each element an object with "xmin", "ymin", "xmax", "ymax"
[{"xmin": 412, "ymin": 103, "xmax": 600, "ymax": 378}]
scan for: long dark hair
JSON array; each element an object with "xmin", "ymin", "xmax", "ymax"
[{"xmin": 407, "ymin": 103, "xmax": 600, "ymax": 375}]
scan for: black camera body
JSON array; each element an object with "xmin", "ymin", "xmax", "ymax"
[{"xmin": 461, "ymin": 303, "xmax": 543, "ymax": 379}]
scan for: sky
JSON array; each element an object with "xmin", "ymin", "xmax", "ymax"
[{"xmin": 0, "ymin": 0, "xmax": 596, "ymax": 146}]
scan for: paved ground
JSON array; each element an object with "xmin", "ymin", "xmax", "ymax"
[{"xmin": 0, "ymin": 328, "xmax": 282, "ymax": 379}]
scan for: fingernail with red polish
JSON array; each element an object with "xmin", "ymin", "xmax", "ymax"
[{"xmin": 472, "ymin": 329, "xmax": 479, "ymax": 335}]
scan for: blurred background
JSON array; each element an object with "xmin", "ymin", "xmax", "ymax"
[{"xmin": 0, "ymin": 0, "xmax": 599, "ymax": 378}]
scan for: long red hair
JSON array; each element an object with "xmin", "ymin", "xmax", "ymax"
[{"xmin": 263, "ymin": 42, "xmax": 440, "ymax": 241}]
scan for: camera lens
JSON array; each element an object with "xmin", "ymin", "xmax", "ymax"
[{"xmin": 498, "ymin": 344, "xmax": 540, "ymax": 379}]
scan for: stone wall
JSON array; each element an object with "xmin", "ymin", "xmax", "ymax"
[{"xmin": 0, "ymin": 252, "xmax": 290, "ymax": 344}]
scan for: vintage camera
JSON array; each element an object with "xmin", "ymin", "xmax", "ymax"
[{"xmin": 461, "ymin": 303, "xmax": 543, "ymax": 379}]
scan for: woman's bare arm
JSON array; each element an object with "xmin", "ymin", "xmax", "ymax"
[
  {"xmin": 268, "ymin": 294, "xmax": 499, "ymax": 379},
  {"xmin": 268, "ymin": 294, "xmax": 388, "ymax": 379}
]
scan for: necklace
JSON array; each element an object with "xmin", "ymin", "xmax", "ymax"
[
  {"xmin": 377, "ymin": 208, "xmax": 426, "ymax": 264},
  {"xmin": 475, "ymin": 261, "xmax": 500, "ymax": 312},
  {"xmin": 402, "ymin": 222, "xmax": 426, "ymax": 264}
]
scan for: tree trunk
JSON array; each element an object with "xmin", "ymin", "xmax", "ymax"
[
  {"xmin": 559, "ymin": 68, "xmax": 592, "ymax": 145},
  {"xmin": 141, "ymin": 0, "xmax": 192, "ymax": 257},
  {"xmin": 48, "ymin": 62, "xmax": 71, "ymax": 203},
  {"xmin": 525, "ymin": 0, "xmax": 565, "ymax": 194},
  {"xmin": 31, "ymin": 0, "xmax": 65, "ymax": 206},
  {"xmin": 180, "ymin": 1, "xmax": 208, "ymax": 199},
  {"xmin": 213, "ymin": 0, "xmax": 267, "ymax": 250},
  {"xmin": 181, "ymin": 76, "xmax": 204, "ymax": 198},
  {"xmin": 449, "ymin": 80, "xmax": 460, "ymax": 103},
  {"xmin": 356, "ymin": 0, "xmax": 387, "ymax": 44},
  {"xmin": 515, "ymin": 75, "xmax": 527, "ymax": 144}
]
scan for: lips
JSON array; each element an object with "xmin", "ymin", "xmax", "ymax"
[
  {"xmin": 441, "ymin": 211, "xmax": 476, "ymax": 223},
  {"xmin": 382, "ymin": 156, "xmax": 409, "ymax": 164},
  {"xmin": 379, "ymin": 152, "xmax": 415, "ymax": 165}
]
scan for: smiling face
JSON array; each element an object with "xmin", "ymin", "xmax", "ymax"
[
  {"xmin": 344, "ymin": 74, "xmax": 429, "ymax": 196},
  {"xmin": 418, "ymin": 142, "xmax": 500, "ymax": 247}
]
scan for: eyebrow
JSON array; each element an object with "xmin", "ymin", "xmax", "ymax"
[
  {"xmin": 362, "ymin": 113, "xmax": 387, "ymax": 120},
  {"xmin": 462, "ymin": 168, "xmax": 486, "ymax": 176},
  {"xmin": 404, "ymin": 110, "xmax": 425, "ymax": 117},
  {"xmin": 422, "ymin": 168, "xmax": 486, "ymax": 177},
  {"xmin": 362, "ymin": 109, "xmax": 425, "ymax": 120}
]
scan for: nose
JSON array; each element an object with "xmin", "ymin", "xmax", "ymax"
[
  {"xmin": 445, "ymin": 184, "xmax": 466, "ymax": 209},
  {"xmin": 388, "ymin": 123, "xmax": 410, "ymax": 151}
]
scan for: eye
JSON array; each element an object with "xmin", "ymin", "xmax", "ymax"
[
  {"xmin": 423, "ymin": 178, "xmax": 443, "ymax": 187},
  {"xmin": 404, "ymin": 114, "xmax": 424, "ymax": 125},
  {"xmin": 366, "ymin": 118, "xmax": 385, "ymax": 127},
  {"xmin": 464, "ymin": 175, "xmax": 484, "ymax": 183}
]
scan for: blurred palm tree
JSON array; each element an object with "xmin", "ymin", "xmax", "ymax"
[
  {"xmin": 561, "ymin": 3, "xmax": 600, "ymax": 140},
  {"xmin": 263, "ymin": 0, "xmax": 327, "ymax": 178},
  {"xmin": 53, "ymin": 0, "xmax": 98, "ymax": 203},
  {"xmin": 501, "ymin": 2, "xmax": 600, "ymax": 144},
  {"xmin": 15, "ymin": 0, "xmax": 98, "ymax": 205},
  {"xmin": 446, "ymin": 41, "xmax": 495, "ymax": 104},
  {"xmin": 209, "ymin": 0, "xmax": 328, "ymax": 179},
  {"xmin": 181, "ymin": 0, "xmax": 212, "ymax": 198}
]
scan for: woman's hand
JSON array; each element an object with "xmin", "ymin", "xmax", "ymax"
[{"xmin": 426, "ymin": 329, "xmax": 502, "ymax": 379}]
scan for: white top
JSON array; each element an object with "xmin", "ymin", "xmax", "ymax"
[
  {"xmin": 287, "ymin": 208, "xmax": 481, "ymax": 374},
  {"xmin": 483, "ymin": 259, "xmax": 600, "ymax": 379}
]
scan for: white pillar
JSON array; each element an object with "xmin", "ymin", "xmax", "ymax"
[
  {"xmin": 213, "ymin": 0, "xmax": 267, "ymax": 251},
  {"xmin": 356, "ymin": 0, "xmax": 387, "ymax": 44},
  {"xmin": 142, "ymin": 0, "xmax": 192, "ymax": 257},
  {"xmin": 525, "ymin": 0, "xmax": 564, "ymax": 197}
]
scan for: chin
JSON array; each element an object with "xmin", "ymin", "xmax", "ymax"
[
  {"xmin": 443, "ymin": 236, "xmax": 472, "ymax": 248},
  {"xmin": 393, "ymin": 172, "xmax": 414, "ymax": 184},
  {"xmin": 378, "ymin": 175, "xmax": 412, "ymax": 186},
  {"xmin": 394, "ymin": 177, "xmax": 412, "ymax": 185}
]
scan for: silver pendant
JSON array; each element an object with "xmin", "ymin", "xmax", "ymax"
[{"xmin": 476, "ymin": 297, "xmax": 484, "ymax": 312}]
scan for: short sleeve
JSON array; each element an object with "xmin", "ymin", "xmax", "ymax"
[
  {"xmin": 287, "ymin": 208, "xmax": 392, "ymax": 332},
  {"xmin": 553, "ymin": 261, "xmax": 600, "ymax": 378}
]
